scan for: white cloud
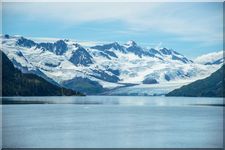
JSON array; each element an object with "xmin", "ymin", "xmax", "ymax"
[
  {"xmin": 3, "ymin": 2, "xmax": 223, "ymax": 44},
  {"xmin": 194, "ymin": 50, "xmax": 224, "ymax": 64}
]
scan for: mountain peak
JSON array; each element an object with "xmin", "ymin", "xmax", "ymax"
[
  {"xmin": 125, "ymin": 40, "xmax": 137, "ymax": 47},
  {"xmin": 106, "ymin": 42, "xmax": 120, "ymax": 48},
  {"xmin": 73, "ymin": 43, "xmax": 82, "ymax": 48},
  {"xmin": 16, "ymin": 36, "xmax": 36, "ymax": 48},
  {"xmin": 159, "ymin": 48, "xmax": 179, "ymax": 56},
  {"xmin": 112, "ymin": 41, "xmax": 119, "ymax": 45}
]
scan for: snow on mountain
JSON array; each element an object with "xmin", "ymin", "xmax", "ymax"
[
  {"xmin": 194, "ymin": 51, "xmax": 224, "ymax": 65},
  {"xmin": 1, "ymin": 34, "xmax": 222, "ymax": 95},
  {"xmin": 66, "ymin": 43, "xmax": 93, "ymax": 66}
]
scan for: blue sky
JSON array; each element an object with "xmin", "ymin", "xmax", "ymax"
[{"xmin": 2, "ymin": 2, "xmax": 223, "ymax": 58}]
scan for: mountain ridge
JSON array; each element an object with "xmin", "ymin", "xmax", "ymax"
[{"xmin": 2, "ymin": 34, "xmax": 222, "ymax": 95}]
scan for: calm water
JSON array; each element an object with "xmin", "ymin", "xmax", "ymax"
[{"xmin": 2, "ymin": 96, "xmax": 224, "ymax": 148}]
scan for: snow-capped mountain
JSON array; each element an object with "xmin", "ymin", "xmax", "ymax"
[
  {"xmin": 1, "ymin": 34, "xmax": 222, "ymax": 95},
  {"xmin": 194, "ymin": 51, "xmax": 224, "ymax": 65}
]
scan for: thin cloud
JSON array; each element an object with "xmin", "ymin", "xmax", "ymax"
[{"xmin": 3, "ymin": 2, "xmax": 223, "ymax": 44}]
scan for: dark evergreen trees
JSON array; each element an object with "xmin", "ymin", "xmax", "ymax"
[{"xmin": 2, "ymin": 51, "xmax": 84, "ymax": 96}]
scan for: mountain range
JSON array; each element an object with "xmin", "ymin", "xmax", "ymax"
[{"xmin": 1, "ymin": 34, "xmax": 223, "ymax": 95}]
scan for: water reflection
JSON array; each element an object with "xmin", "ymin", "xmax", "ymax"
[{"xmin": 2, "ymin": 96, "xmax": 224, "ymax": 107}]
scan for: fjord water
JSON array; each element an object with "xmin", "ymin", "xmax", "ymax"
[{"xmin": 2, "ymin": 96, "xmax": 223, "ymax": 148}]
